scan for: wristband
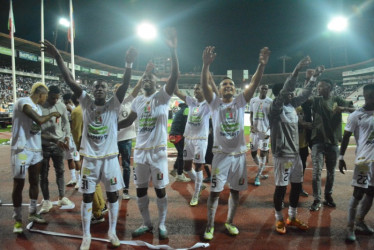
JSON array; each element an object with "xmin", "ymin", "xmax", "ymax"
[
  {"xmin": 338, "ymin": 155, "xmax": 344, "ymax": 161},
  {"xmin": 125, "ymin": 62, "xmax": 133, "ymax": 68},
  {"xmin": 310, "ymin": 76, "xmax": 317, "ymax": 82}
]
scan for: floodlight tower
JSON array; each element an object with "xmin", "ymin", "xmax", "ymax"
[{"xmin": 327, "ymin": 16, "xmax": 349, "ymax": 67}]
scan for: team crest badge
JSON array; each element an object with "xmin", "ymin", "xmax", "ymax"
[
  {"xmin": 157, "ymin": 173, "xmax": 164, "ymax": 180},
  {"xmin": 110, "ymin": 177, "xmax": 117, "ymax": 185}
]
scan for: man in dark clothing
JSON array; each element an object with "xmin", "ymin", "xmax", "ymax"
[{"xmin": 169, "ymin": 103, "xmax": 190, "ymax": 182}]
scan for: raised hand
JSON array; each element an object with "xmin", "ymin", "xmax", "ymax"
[
  {"xmin": 296, "ymin": 56, "xmax": 311, "ymax": 71},
  {"xmin": 41, "ymin": 40, "xmax": 59, "ymax": 57},
  {"xmin": 164, "ymin": 28, "xmax": 177, "ymax": 49},
  {"xmin": 313, "ymin": 65, "xmax": 325, "ymax": 77},
  {"xmin": 202, "ymin": 46, "xmax": 216, "ymax": 66},
  {"xmin": 145, "ymin": 61, "xmax": 155, "ymax": 73},
  {"xmin": 259, "ymin": 47, "xmax": 271, "ymax": 65},
  {"xmin": 125, "ymin": 47, "xmax": 138, "ymax": 63},
  {"xmin": 306, "ymin": 69, "xmax": 314, "ymax": 80},
  {"xmin": 338, "ymin": 159, "xmax": 347, "ymax": 174},
  {"xmin": 51, "ymin": 112, "xmax": 61, "ymax": 118}
]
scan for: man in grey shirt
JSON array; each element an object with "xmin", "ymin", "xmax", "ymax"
[
  {"xmin": 39, "ymin": 85, "xmax": 73, "ymax": 214},
  {"xmin": 269, "ymin": 57, "xmax": 324, "ymax": 235}
]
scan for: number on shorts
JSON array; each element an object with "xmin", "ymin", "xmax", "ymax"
[
  {"xmin": 19, "ymin": 164, "xmax": 25, "ymax": 175},
  {"xmin": 211, "ymin": 175, "xmax": 217, "ymax": 188},
  {"xmin": 283, "ymin": 171, "xmax": 289, "ymax": 182},
  {"xmin": 357, "ymin": 174, "xmax": 368, "ymax": 185},
  {"xmin": 134, "ymin": 172, "xmax": 137, "ymax": 181},
  {"xmin": 81, "ymin": 179, "xmax": 88, "ymax": 190}
]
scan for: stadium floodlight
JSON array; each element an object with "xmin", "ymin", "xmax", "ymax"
[
  {"xmin": 59, "ymin": 17, "xmax": 70, "ymax": 28},
  {"xmin": 137, "ymin": 22, "xmax": 157, "ymax": 41},
  {"xmin": 328, "ymin": 16, "xmax": 348, "ymax": 32}
]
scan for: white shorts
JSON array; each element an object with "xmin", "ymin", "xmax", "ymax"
[
  {"xmin": 65, "ymin": 135, "xmax": 80, "ymax": 161},
  {"xmin": 11, "ymin": 149, "xmax": 43, "ymax": 179},
  {"xmin": 250, "ymin": 133, "xmax": 270, "ymax": 152},
  {"xmin": 210, "ymin": 153, "xmax": 248, "ymax": 192},
  {"xmin": 183, "ymin": 139, "xmax": 207, "ymax": 164},
  {"xmin": 273, "ymin": 155, "xmax": 303, "ymax": 186},
  {"xmin": 351, "ymin": 161, "xmax": 374, "ymax": 188},
  {"xmin": 79, "ymin": 155, "xmax": 125, "ymax": 194},
  {"xmin": 133, "ymin": 147, "xmax": 169, "ymax": 189}
]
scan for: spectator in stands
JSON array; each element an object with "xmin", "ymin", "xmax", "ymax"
[
  {"xmin": 42, "ymin": 40, "xmax": 137, "ymax": 249},
  {"xmin": 39, "ymin": 86, "xmax": 74, "ymax": 214},
  {"xmin": 11, "ymin": 82, "xmax": 60, "ymax": 234}
]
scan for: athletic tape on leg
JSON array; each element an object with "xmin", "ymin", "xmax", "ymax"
[{"xmin": 26, "ymin": 222, "xmax": 209, "ymax": 249}]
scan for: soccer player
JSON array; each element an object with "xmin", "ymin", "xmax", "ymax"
[
  {"xmin": 42, "ymin": 40, "xmax": 137, "ymax": 249},
  {"xmin": 269, "ymin": 57, "xmax": 324, "ymax": 235},
  {"xmin": 338, "ymin": 83, "xmax": 374, "ymax": 241},
  {"xmin": 11, "ymin": 82, "xmax": 60, "ymax": 233},
  {"xmin": 201, "ymin": 46, "xmax": 270, "ymax": 240},
  {"xmin": 249, "ymin": 84, "xmax": 272, "ymax": 186},
  {"xmin": 309, "ymin": 79, "xmax": 355, "ymax": 211},
  {"xmin": 118, "ymin": 28, "xmax": 179, "ymax": 240},
  {"xmin": 39, "ymin": 85, "xmax": 73, "ymax": 214}
]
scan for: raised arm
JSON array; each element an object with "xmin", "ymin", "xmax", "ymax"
[
  {"xmin": 116, "ymin": 47, "xmax": 138, "ymax": 103},
  {"xmin": 118, "ymin": 111, "xmax": 137, "ymax": 130},
  {"xmin": 338, "ymin": 130, "xmax": 353, "ymax": 174},
  {"xmin": 209, "ymin": 71, "xmax": 219, "ymax": 96},
  {"xmin": 243, "ymin": 47, "xmax": 270, "ymax": 102},
  {"xmin": 23, "ymin": 104, "xmax": 60, "ymax": 126},
  {"xmin": 164, "ymin": 28, "xmax": 179, "ymax": 96},
  {"xmin": 41, "ymin": 40, "xmax": 82, "ymax": 97},
  {"xmin": 174, "ymin": 84, "xmax": 186, "ymax": 103},
  {"xmin": 201, "ymin": 46, "xmax": 216, "ymax": 104}
]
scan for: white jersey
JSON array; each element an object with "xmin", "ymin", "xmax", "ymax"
[
  {"xmin": 117, "ymin": 94, "xmax": 136, "ymax": 141},
  {"xmin": 79, "ymin": 91, "xmax": 120, "ymax": 158},
  {"xmin": 345, "ymin": 108, "xmax": 374, "ymax": 163},
  {"xmin": 249, "ymin": 96, "xmax": 272, "ymax": 136},
  {"xmin": 11, "ymin": 97, "xmax": 42, "ymax": 152},
  {"xmin": 209, "ymin": 93, "xmax": 247, "ymax": 155},
  {"xmin": 131, "ymin": 86, "xmax": 171, "ymax": 150},
  {"xmin": 184, "ymin": 96, "xmax": 211, "ymax": 140}
]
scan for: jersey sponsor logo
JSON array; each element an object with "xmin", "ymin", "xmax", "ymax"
[
  {"xmin": 30, "ymin": 121, "xmax": 41, "ymax": 135},
  {"xmin": 356, "ymin": 162, "xmax": 369, "ymax": 175},
  {"xmin": 87, "ymin": 123, "xmax": 108, "ymax": 140},
  {"xmin": 110, "ymin": 177, "xmax": 117, "ymax": 185},
  {"xmin": 157, "ymin": 173, "xmax": 164, "ymax": 180}
]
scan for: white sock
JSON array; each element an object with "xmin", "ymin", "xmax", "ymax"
[
  {"xmin": 137, "ymin": 195, "xmax": 151, "ymax": 227},
  {"xmin": 187, "ymin": 169, "xmax": 197, "ymax": 181},
  {"xmin": 275, "ymin": 210, "xmax": 283, "ymax": 221},
  {"xmin": 156, "ymin": 196, "xmax": 168, "ymax": 229},
  {"xmin": 77, "ymin": 174, "xmax": 81, "ymax": 184},
  {"xmin": 29, "ymin": 199, "xmax": 37, "ymax": 214},
  {"xmin": 81, "ymin": 202, "xmax": 93, "ymax": 237},
  {"xmin": 194, "ymin": 171, "xmax": 203, "ymax": 196},
  {"xmin": 348, "ymin": 196, "xmax": 360, "ymax": 228},
  {"xmin": 70, "ymin": 169, "xmax": 76, "ymax": 181},
  {"xmin": 108, "ymin": 201, "xmax": 119, "ymax": 235},
  {"xmin": 207, "ymin": 195, "xmax": 219, "ymax": 228},
  {"xmin": 227, "ymin": 192, "xmax": 239, "ymax": 224},
  {"xmin": 288, "ymin": 206, "xmax": 297, "ymax": 219},
  {"xmin": 13, "ymin": 206, "xmax": 22, "ymax": 221}
]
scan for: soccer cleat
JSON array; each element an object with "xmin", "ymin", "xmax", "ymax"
[
  {"xmin": 122, "ymin": 193, "xmax": 131, "ymax": 200},
  {"xmin": 275, "ymin": 220, "xmax": 286, "ymax": 234},
  {"xmin": 300, "ymin": 189, "xmax": 309, "ymax": 197},
  {"xmin": 102, "ymin": 204, "xmax": 108, "ymax": 215},
  {"xmin": 158, "ymin": 226, "xmax": 168, "ymax": 240},
  {"xmin": 57, "ymin": 197, "xmax": 73, "ymax": 206},
  {"xmin": 169, "ymin": 169, "xmax": 177, "ymax": 177},
  {"xmin": 355, "ymin": 220, "xmax": 374, "ymax": 234},
  {"xmin": 260, "ymin": 174, "xmax": 269, "ymax": 179},
  {"xmin": 28, "ymin": 213, "xmax": 47, "ymax": 224},
  {"xmin": 203, "ymin": 227, "xmax": 214, "ymax": 240},
  {"xmin": 310, "ymin": 200, "xmax": 321, "ymax": 211},
  {"xmin": 346, "ymin": 228, "xmax": 356, "ymax": 242},
  {"xmin": 323, "ymin": 195, "xmax": 336, "ymax": 207},
  {"xmin": 132, "ymin": 225, "xmax": 153, "ymax": 237},
  {"xmin": 74, "ymin": 182, "xmax": 80, "ymax": 190},
  {"xmin": 108, "ymin": 233, "xmax": 120, "ymax": 247},
  {"xmin": 224, "ymin": 222, "xmax": 239, "ymax": 235},
  {"xmin": 66, "ymin": 179, "xmax": 77, "ymax": 187},
  {"xmin": 254, "ymin": 177, "xmax": 260, "ymax": 186},
  {"xmin": 190, "ymin": 194, "xmax": 199, "ymax": 207},
  {"xmin": 13, "ymin": 221, "xmax": 23, "ymax": 234},
  {"xmin": 91, "ymin": 215, "xmax": 105, "ymax": 225},
  {"xmin": 203, "ymin": 176, "xmax": 211, "ymax": 183},
  {"xmin": 286, "ymin": 218, "xmax": 308, "ymax": 231},
  {"xmin": 175, "ymin": 174, "xmax": 191, "ymax": 182},
  {"xmin": 80, "ymin": 235, "xmax": 91, "ymax": 250},
  {"xmin": 39, "ymin": 200, "xmax": 53, "ymax": 214}
]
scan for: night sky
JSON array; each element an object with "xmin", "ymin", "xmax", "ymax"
[{"xmin": 0, "ymin": 0, "xmax": 373, "ymax": 75}]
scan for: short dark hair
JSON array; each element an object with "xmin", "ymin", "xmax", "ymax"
[
  {"xmin": 48, "ymin": 85, "xmax": 60, "ymax": 94},
  {"xmin": 63, "ymin": 93, "xmax": 72, "ymax": 101},
  {"xmin": 272, "ymin": 83, "xmax": 283, "ymax": 97},
  {"xmin": 319, "ymin": 79, "xmax": 333, "ymax": 90},
  {"xmin": 363, "ymin": 83, "xmax": 374, "ymax": 93}
]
